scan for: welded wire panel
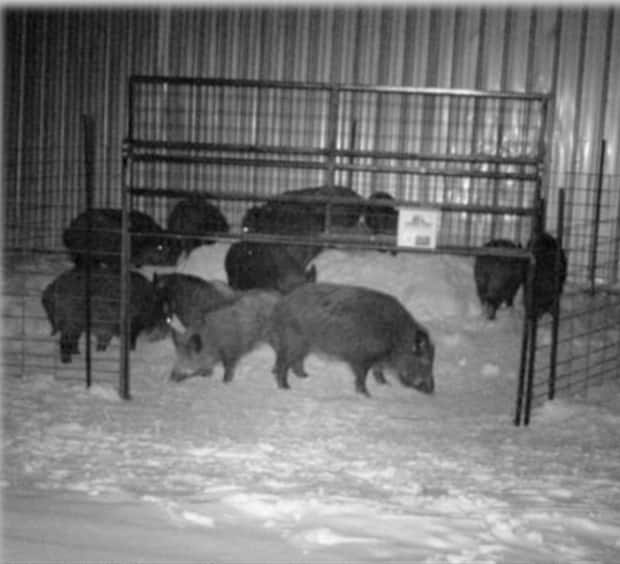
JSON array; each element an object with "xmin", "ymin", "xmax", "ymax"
[
  {"xmin": 532, "ymin": 289, "xmax": 620, "ymax": 406},
  {"xmin": 1, "ymin": 252, "xmax": 121, "ymax": 384},
  {"xmin": 130, "ymin": 79, "xmax": 331, "ymax": 152},
  {"xmin": 337, "ymin": 88, "xmax": 546, "ymax": 159}
]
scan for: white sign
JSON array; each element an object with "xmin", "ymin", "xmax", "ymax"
[{"xmin": 397, "ymin": 207, "xmax": 441, "ymax": 249}]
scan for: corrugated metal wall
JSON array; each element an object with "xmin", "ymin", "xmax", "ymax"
[{"xmin": 4, "ymin": 6, "xmax": 619, "ymax": 281}]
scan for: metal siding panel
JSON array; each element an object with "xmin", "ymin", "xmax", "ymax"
[
  {"xmin": 480, "ymin": 9, "xmax": 507, "ymax": 91},
  {"xmin": 602, "ymin": 11, "xmax": 620, "ymax": 283},
  {"xmin": 504, "ymin": 8, "xmax": 531, "ymax": 91},
  {"xmin": 34, "ymin": 15, "xmax": 49, "ymax": 247},
  {"xmin": 577, "ymin": 10, "xmax": 609, "ymax": 178},
  {"xmin": 436, "ymin": 8, "xmax": 456, "ymax": 89},
  {"xmin": 551, "ymin": 10, "xmax": 587, "ymax": 255},
  {"xmin": 4, "ymin": 7, "xmax": 619, "ymax": 261},
  {"xmin": 338, "ymin": 9, "xmax": 357, "ymax": 83},
  {"xmin": 425, "ymin": 10, "xmax": 442, "ymax": 87},
  {"xmin": 551, "ymin": 11, "xmax": 581, "ymax": 183},
  {"xmin": 411, "ymin": 8, "xmax": 432, "ymax": 87},
  {"xmin": 603, "ymin": 12, "xmax": 620, "ymax": 178},
  {"xmin": 292, "ymin": 9, "xmax": 309, "ymax": 82},
  {"xmin": 356, "ymin": 9, "xmax": 381, "ymax": 85},
  {"xmin": 530, "ymin": 9, "xmax": 559, "ymax": 93},
  {"xmin": 450, "ymin": 8, "xmax": 481, "ymax": 89}
]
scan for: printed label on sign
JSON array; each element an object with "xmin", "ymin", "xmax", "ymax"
[{"xmin": 397, "ymin": 208, "xmax": 441, "ymax": 249}]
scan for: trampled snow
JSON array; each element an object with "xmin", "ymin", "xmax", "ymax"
[{"xmin": 2, "ymin": 244, "xmax": 620, "ymax": 563}]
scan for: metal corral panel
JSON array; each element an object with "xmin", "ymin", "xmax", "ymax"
[{"xmin": 4, "ymin": 7, "xmax": 620, "ymax": 281}]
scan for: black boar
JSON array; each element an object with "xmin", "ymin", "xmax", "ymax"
[
  {"xmin": 267, "ymin": 283, "xmax": 435, "ymax": 396},
  {"xmin": 525, "ymin": 232, "xmax": 568, "ymax": 319},
  {"xmin": 225, "ymin": 241, "xmax": 317, "ymax": 294},
  {"xmin": 152, "ymin": 272, "xmax": 237, "ymax": 329},
  {"xmin": 63, "ymin": 208, "xmax": 173, "ymax": 269},
  {"xmin": 474, "ymin": 239, "xmax": 527, "ymax": 320},
  {"xmin": 282, "ymin": 185, "xmax": 365, "ymax": 230},
  {"xmin": 41, "ymin": 267, "xmax": 163, "ymax": 363},
  {"xmin": 364, "ymin": 191, "xmax": 399, "ymax": 255},
  {"xmin": 241, "ymin": 185, "xmax": 365, "ymax": 265},
  {"xmin": 241, "ymin": 202, "xmax": 323, "ymax": 267},
  {"xmin": 244, "ymin": 185, "xmax": 365, "ymax": 234},
  {"xmin": 169, "ymin": 289, "xmax": 281, "ymax": 383},
  {"xmin": 167, "ymin": 195, "xmax": 230, "ymax": 259},
  {"xmin": 242, "ymin": 202, "xmax": 323, "ymax": 238},
  {"xmin": 364, "ymin": 192, "xmax": 398, "ymax": 235}
]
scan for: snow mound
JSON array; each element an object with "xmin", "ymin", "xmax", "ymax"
[{"xmin": 170, "ymin": 244, "xmax": 481, "ymax": 325}]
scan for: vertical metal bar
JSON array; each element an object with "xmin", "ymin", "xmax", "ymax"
[
  {"xmin": 120, "ymin": 149, "xmax": 131, "ymax": 400},
  {"xmin": 81, "ymin": 114, "xmax": 95, "ymax": 389},
  {"xmin": 523, "ymin": 305, "xmax": 538, "ymax": 427},
  {"xmin": 491, "ymin": 9, "xmax": 511, "ymax": 240},
  {"xmin": 517, "ymin": 12, "xmax": 538, "ymax": 244},
  {"xmin": 596, "ymin": 9, "xmax": 615, "ymax": 285},
  {"xmin": 346, "ymin": 120, "xmax": 357, "ymax": 189},
  {"xmin": 14, "ymin": 13, "xmax": 27, "ymax": 245},
  {"xmin": 613, "ymin": 185, "xmax": 620, "ymax": 286},
  {"xmin": 464, "ymin": 8, "xmax": 487, "ymax": 246},
  {"xmin": 119, "ymin": 80, "xmax": 134, "ymax": 400},
  {"xmin": 537, "ymin": 197, "xmax": 546, "ymax": 239},
  {"xmin": 324, "ymin": 84, "xmax": 339, "ymax": 234},
  {"xmin": 522, "ymin": 195, "xmax": 545, "ymax": 426},
  {"xmin": 514, "ymin": 261, "xmax": 532, "ymax": 427},
  {"xmin": 589, "ymin": 139, "xmax": 606, "ymax": 295},
  {"xmin": 548, "ymin": 187, "xmax": 565, "ymax": 401},
  {"xmin": 536, "ymin": 96, "xmax": 550, "ymax": 234},
  {"xmin": 127, "ymin": 76, "xmax": 135, "ymax": 146},
  {"xmin": 565, "ymin": 11, "xmax": 588, "ymax": 234}
]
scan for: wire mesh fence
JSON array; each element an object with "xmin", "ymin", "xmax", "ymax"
[
  {"xmin": 533, "ymin": 285, "xmax": 620, "ymax": 406},
  {"xmin": 2, "ymin": 250, "xmax": 122, "ymax": 385},
  {"xmin": 531, "ymin": 174, "xmax": 620, "ymax": 409}
]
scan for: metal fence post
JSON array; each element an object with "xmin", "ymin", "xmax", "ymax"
[
  {"xmin": 120, "ymin": 148, "xmax": 132, "ymax": 401},
  {"xmin": 324, "ymin": 84, "xmax": 339, "ymax": 234},
  {"xmin": 514, "ymin": 263, "xmax": 532, "ymax": 426},
  {"xmin": 81, "ymin": 114, "xmax": 95, "ymax": 389},
  {"xmin": 119, "ymin": 78, "xmax": 134, "ymax": 400},
  {"xmin": 589, "ymin": 139, "xmax": 606, "ymax": 294},
  {"xmin": 548, "ymin": 188, "xmax": 565, "ymax": 401}
]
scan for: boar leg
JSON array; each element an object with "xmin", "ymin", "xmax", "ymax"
[
  {"xmin": 222, "ymin": 357, "xmax": 238, "ymax": 383},
  {"xmin": 96, "ymin": 333, "xmax": 113, "ymax": 352},
  {"xmin": 272, "ymin": 350, "xmax": 291, "ymax": 389},
  {"xmin": 291, "ymin": 358, "xmax": 309, "ymax": 379},
  {"xmin": 372, "ymin": 367, "xmax": 389, "ymax": 385},
  {"xmin": 60, "ymin": 330, "xmax": 80, "ymax": 363},
  {"xmin": 273, "ymin": 331, "xmax": 308, "ymax": 389},
  {"xmin": 351, "ymin": 362, "xmax": 371, "ymax": 397}
]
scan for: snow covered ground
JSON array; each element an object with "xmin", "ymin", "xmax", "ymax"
[{"xmin": 3, "ymin": 244, "xmax": 620, "ymax": 563}]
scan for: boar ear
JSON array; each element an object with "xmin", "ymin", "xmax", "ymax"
[
  {"xmin": 414, "ymin": 330, "xmax": 434, "ymax": 360},
  {"xmin": 305, "ymin": 265, "xmax": 317, "ymax": 282},
  {"xmin": 188, "ymin": 333, "xmax": 202, "ymax": 353}
]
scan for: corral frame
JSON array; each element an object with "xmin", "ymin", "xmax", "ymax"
[{"xmin": 121, "ymin": 75, "xmax": 551, "ymax": 424}]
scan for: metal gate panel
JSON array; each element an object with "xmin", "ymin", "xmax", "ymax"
[{"xmin": 126, "ymin": 78, "xmax": 547, "ymax": 244}]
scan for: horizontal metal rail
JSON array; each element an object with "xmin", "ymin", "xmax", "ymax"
[
  {"xmin": 128, "ymin": 152, "xmax": 540, "ymax": 182},
  {"xmin": 130, "ymin": 75, "xmax": 550, "ymax": 101},
  {"xmin": 129, "ymin": 186, "xmax": 538, "ymax": 218},
  {"xmin": 127, "ymin": 139, "xmax": 542, "ymax": 168},
  {"xmin": 145, "ymin": 229, "xmax": 535, "ymax": 258}
]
